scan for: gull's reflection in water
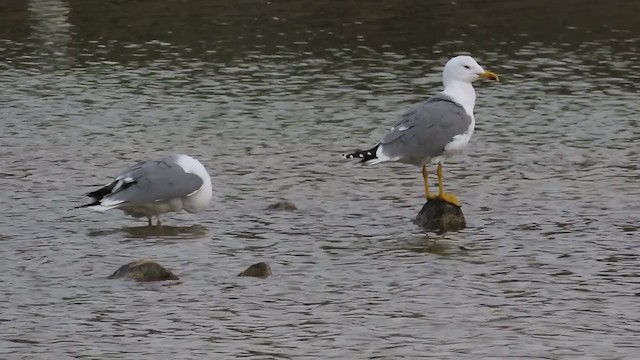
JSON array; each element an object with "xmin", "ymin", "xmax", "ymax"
[
  {"xmin": 401, "ymin": 235, "xmax": 469, "ymax": 256},
  {"xmin": 87, "ymin": 224, "xmax": 209, "ymax": 239}
]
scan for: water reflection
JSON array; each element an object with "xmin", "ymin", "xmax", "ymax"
[
  {"xmin": 86, "ymin": 225, "xmax": 209, "ymax": 240},
  {"xmin": 28, "ymin": 0, "xmax": 71, "ymax": 51},
  {"xmin": 400, "ymin": 235, "xmax": 470, "ymax": 256}
]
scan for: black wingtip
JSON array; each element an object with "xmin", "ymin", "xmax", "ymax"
[
  {"xmin": 77, "ymin": 179, "xmax": 135, "ymax": 209},
  {"xmin": 342, "ymin": 144, "xmax": 380, "ymax": 163},
  {"xmin": 86, "ymin": 185, "xmax": 113, "ymax": 199},
  {"xmin": 73, "ymin": 200, "xmax": 100, "ymax": 210}
]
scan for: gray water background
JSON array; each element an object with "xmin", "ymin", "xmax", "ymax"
[{"xmin": 1, "ymin": 0, "xmax": 639, "ymax": 358}]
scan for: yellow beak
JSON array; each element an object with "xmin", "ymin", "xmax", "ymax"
[{"xmin": 478, "ymin": 71, "xmax": 499, "ymax": 81}]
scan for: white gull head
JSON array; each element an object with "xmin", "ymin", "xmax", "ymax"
[
  {"xmin": 441, "ymin": 55, "xmax": 499, "ymax": 116},
  {"xmin": 172, "ymin": 154, "xmax": 213, "ymax": 213}
]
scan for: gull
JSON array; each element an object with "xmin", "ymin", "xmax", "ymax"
[
  {"xmin": 342, "ymin": 55, "xmax": 499, "ymax": 207},
  {"xmin": 77, "ymin": 154, "xmax": 213, "ymax": 226}
]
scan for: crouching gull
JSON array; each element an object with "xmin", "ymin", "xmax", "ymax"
[
  {"xmin": 77, "ymin": 154, "xmax": 213, "ymax": 226},
  {"xmin": 342, "ymin": 55, "xmax": 498, "ymax": 207}
]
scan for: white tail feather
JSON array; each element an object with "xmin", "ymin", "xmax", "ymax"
[
  {"xmin": 90, "ymin": 199, "xmax": 125, "ymax": 211},
  {"xmin": 362, "ymin": 158, "xmax": 383, "ymax": 165}
]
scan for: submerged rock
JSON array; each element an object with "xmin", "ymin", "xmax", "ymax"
[
  {"xmin": 414, "ymin": 199, "xmax": 466, "ymax": 234},
  {"xmin": 108, "ymin": 258, "xmax": 179, "ymax": 282},
  {"xmin": 265, "ymin": 200, "xmax": 297, "ymax": 211},
  {"xmin": 238, "ymin": 262, "xmax": 272, "ymax": 278}
]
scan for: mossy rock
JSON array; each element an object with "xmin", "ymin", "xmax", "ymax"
[
  {"xmin": 238, "ymin": 262, "xmax": 272, "ymax": 278},
  {"xmin": 108, "ymin": 258, "xmax": 179, "ymax": 282},
  {"xmin": 265, "ymin": 201, "xmax": 297, "ymax": 211},
  {"xmin": 414, "ymin": 199, "xmax": 466, "ymax": 234}
]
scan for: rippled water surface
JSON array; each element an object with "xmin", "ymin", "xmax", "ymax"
[{"xmin": 1, "ymin": 0, "xmax": 640, "ymax": 358}]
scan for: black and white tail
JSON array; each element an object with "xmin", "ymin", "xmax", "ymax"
[
  {"xmin": 341, "ymin": 144, "xmax": 382, "ymax": 165},
  {"xmin": 74, "ymin": 177, "xmax": 135, "ymax": 210}
]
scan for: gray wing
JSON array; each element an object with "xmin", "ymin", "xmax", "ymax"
[
  {"xmin": 378, "ymin": 94, "xmax": 472, "ymax": 164},
  {"xmin": 106, "ymin": 156, "xmax": 203, "ymax": 204}
]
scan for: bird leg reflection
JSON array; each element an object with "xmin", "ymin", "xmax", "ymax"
[{"xmin": 146, "ymin": 216, "xmax": 162, "ymax": 227}]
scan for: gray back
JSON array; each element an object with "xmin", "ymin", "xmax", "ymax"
[
  {"xmin": 109, "ymin": 155, "xmax": 203, "ymax": 203},
  {"xmin": 379, "ymin": 94, "xmax": 472, "ymax": 165}
]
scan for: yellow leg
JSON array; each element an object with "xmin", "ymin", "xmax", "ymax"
[
  {"xmin": 437, "ymin": 163, "xmax": 462, "ymax": 207},
  {"xmin": 422, "ymin": 165, "xmax": 438, "ymax": 201}
]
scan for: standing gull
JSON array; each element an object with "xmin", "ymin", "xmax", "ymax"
[
  {"xmin": 342, "ymin": 55, "xmax": 498, "ymax": 207},
  {"xmin": 77, "ymin": 154, "xmax": 213, "ymax": 226}
]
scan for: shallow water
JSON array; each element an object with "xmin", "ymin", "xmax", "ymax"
[{"xmin": 1, "ymin": 0, "xmax": 640, "ymax": 358}]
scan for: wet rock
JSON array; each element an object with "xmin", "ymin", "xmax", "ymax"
[
  {"xmin": 238, "ymin": 262, "xmax": 272, "ymax": 278},
  {"xmin": 108, "ymin": 258, "xmax": 179, "ymax": 282},
  {"xmin": 265, "ymin": 200, "xmax": 297, "ymax": 211},
  {"xmin": 414, "ymin": 199, "xmax": 466, "ymax": 234}
]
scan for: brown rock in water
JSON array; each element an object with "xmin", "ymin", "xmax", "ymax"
[
  {"xmin": 265, "ymin": 200, "xmax": 297, "ymax": 211},
  {"xmin": 238, "ymin": 262, "xmax": 272, "ymax": 278},
  {"xmin": 108, "ymin": 258, "xmax": 179, "ymax": 282},
  {"xmin": 414, "ymin": 199, "xmax": 466, "ymax": 234}
]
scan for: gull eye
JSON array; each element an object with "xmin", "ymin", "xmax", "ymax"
[{"xmin": 464, "ymin": 65, "xmax": 470, "ymax": 69}]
